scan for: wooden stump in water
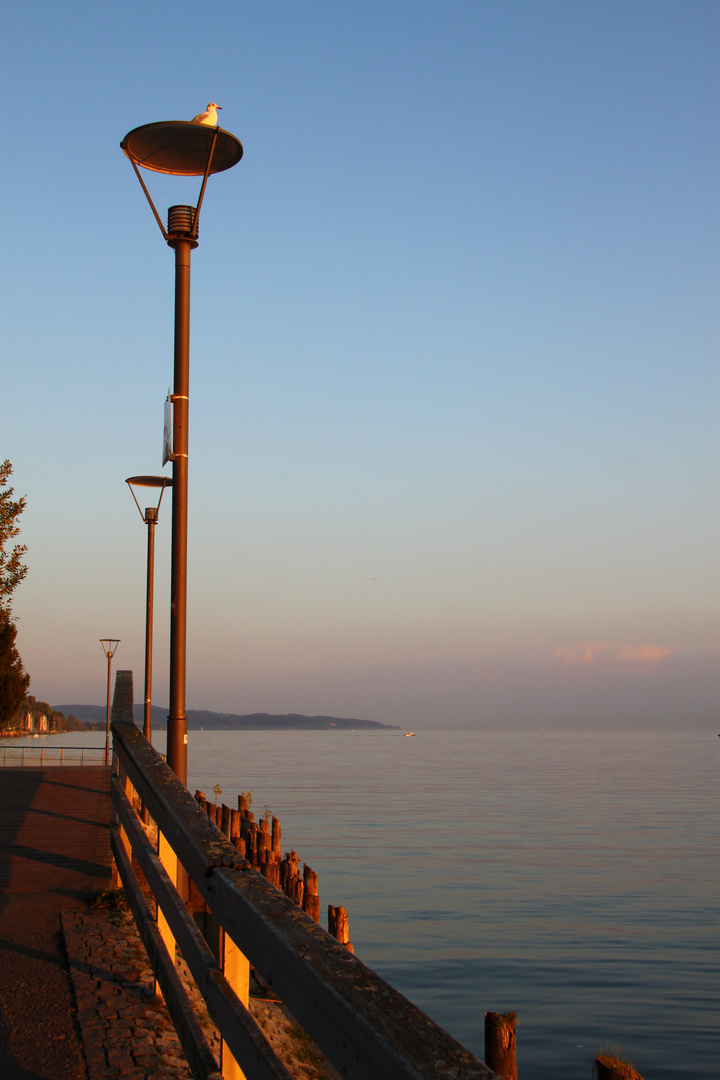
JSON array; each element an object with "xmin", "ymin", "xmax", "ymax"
[
  {"xmin": 271, "ymin": 816, "xmax": 282, "ymax": 860},
  {"xmin": 328, "ymin": 905, "xmax": 354, "ymax": 953},
  {"xmin": 233, "ymin": 836, "xmax": 246, "ymax": 858},
  {"xmin": 221, "ymin": 803, "xmax": 232, "ymax": 838},
  {"xmin": 246, "ymin": 823, "xmax": 258, "ymax": 864},
  {"xmin": 303, "ymin": 865, "xmax": 320, "ymax": 922},
  {"xmin": 230, "ymin": 808, "xmax": 241, "ymax": 845},
  {"xmin": 238, "ymin": 793, "xmax": 249, "ymax": 815},
  {"xmin": 594, "ymin": 1053, "xmax": 644, "ymax": 1080},
  {"xmin": 257, "ymin": 830, "xmax": 269, "ymax": 864},
  {"xmin": 261, "ymin": 860, "xmax": 280, "ymax": 887},
  {"xmin": 484, "ymin": 1012, "xmax": 517, "ymax": 1080}
]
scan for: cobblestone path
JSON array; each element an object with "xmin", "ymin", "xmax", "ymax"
[{"xmin": 62, "ymin": 907, "xmax": 217, "ymax": 1079}]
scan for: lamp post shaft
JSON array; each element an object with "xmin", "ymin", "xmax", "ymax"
[
  {"xmin": 143, "ymin": 514, "xmax": 156, "ymax": 742},
  {"xmin": 168, "ymin": 237, "xmax": 191, "ymax": 785},
  {"xmin": 105, "ymin": 652, "xmax": 112, "ymax": 767}
]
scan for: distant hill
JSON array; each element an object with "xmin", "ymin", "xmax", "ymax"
[{"xmin": 53, "ymin": 704, "xmax": 397, "ymax": 732}]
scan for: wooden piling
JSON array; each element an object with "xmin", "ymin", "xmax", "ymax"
[
  {"xmin": 594, "ymin": 1053, "xmax": 644, "ymax": 1080},
  {"xmin": 328, "ymin": 905, "xmax": 354, "ymax": 953},
  {"xmin": 484, "ymin": 1012, "xmax": 517, "ymax": 1080},
  {"xmin": 261, "ymin": 860, "xmax": 280, "ymax": 888},
  {"xmin": 221, "ymin": 803, "xmax": 232, "ymax": 838},
  {"xmin": 238, "ymin": 793, "xmax": 249, "ymax": 814},
  {"xmin": 257, "ymin": 829, "xmax": 269, "ymax": 864},
  {"xmin": 246, "ymin": 823, "xmax": 258, "ymax": 865},
  {"xmin": 230, "ymin": 808, "xmax": 241, "ymax": 845},
  {"xmin": 271, "ymin": 816, "xmax": 282, "ymax": 860},
  {"xmin": 302, "ymin": 864, "xmax": 320, "ymax": 923}
]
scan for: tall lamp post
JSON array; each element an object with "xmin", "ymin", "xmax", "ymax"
[
  {"xmin": 121, "ymin": 118, "xmax": 242, "ymax": 786},
  {"xmin": 126, "ymin": 476, "xmax": 171, "ymax": 745},
  {"xmin": 99, "ymin": 638, "xmax": 120, "ymax": 766}
]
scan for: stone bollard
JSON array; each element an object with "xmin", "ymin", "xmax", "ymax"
[{"xmin": 484, "ymin": 1012, "xmax": 517, "ymax": 1080}]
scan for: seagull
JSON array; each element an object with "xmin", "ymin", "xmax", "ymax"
[{"xmin": 191, "ymin": 102, "xmax": 222, "ymax": 126}]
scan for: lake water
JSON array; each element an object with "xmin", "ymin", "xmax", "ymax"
[{"xmin": 5, "ymin": 726, "xmax": 717, "ymax": 1078}]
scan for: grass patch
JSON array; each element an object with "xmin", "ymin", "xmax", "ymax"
[
  {"xmin": 91, "ymin": 886, "xmax": 129, "ymax": 912},
  {"xmin": 289, "ymin": 1024, "xmax": 325, "ymax": 1071},
  {"xmin": 594, "ymin": 1045, "xmax": 642, "ymax": 1079}
]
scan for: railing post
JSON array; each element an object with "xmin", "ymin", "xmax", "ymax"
[
  {"xmin": 221, "ymin": 931, "xmax": 250, "ymax": 1079},
  {"xmin": 157, "ymin": 830, "xmax": 178, "ymax": 971},
  {"xmin": 113, "ymin": 757, "xmax": 134, "ymax": 887}
]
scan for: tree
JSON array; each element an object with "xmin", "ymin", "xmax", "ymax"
[
  {"xmin": 0, "ymin": 608, "xmax": 30, "ymax": 728},
  {"xmin": 0, "ymin": 460, "xmax": 29, "ymax": 728},
  {"xmin": 0, "ymin": 459, "xmax": 28, "ymax": 601}
]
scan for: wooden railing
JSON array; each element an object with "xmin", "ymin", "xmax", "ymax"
[{"xmin": 111, "ymin": 720, "xmax": 498, "ymax": 1080}]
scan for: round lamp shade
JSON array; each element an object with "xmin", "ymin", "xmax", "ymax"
[{"xmin": 121, "ymin": 121, "xmax": 243, "ymax": 176}]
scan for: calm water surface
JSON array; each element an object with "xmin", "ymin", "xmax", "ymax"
[{"xmin": 6, "ymin": 726, "xmax": 716, "ymax": 1078}]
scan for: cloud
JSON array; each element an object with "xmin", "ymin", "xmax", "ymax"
[{"xmin": 555, "ymin": 641, "xmax": 677, "ymax": 666}]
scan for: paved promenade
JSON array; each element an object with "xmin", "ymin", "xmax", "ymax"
[
  {"xmin": 0, "ymin": 766, "xmax": 113, "ymax": 1079},
  {"xmin": 0, "ymin": 766, "xmax": 203, "ymax": 1080},
  {"xmin": 0, "ymin": 766, "xmax": 338, "ymax": 1080}
]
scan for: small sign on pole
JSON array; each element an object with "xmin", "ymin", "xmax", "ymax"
[{"xmin": 162, "ymin": 390, "xmax": 172, "ymax": 466}]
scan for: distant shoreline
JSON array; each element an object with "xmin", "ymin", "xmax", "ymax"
[{"xmin": 52, "ymin": 704, "xmax": 399, "ymax": 732}]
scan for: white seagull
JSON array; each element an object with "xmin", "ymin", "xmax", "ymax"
[{"xmin": 191, "ymin": 102, "xmax": 222, "ymax": 126}]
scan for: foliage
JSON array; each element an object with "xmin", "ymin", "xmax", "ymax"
[
  {"xmin": 213, "ymin": 781, "xmax": 223, "ymax": 799},
  {"xmin": 0, "ymin": 462, "xmax": 29, "ymax": 730},
  {"xmin": 0, "ymin": 608, "xmax": 30, "ymax": 730},
  {"xmin": 0, "ymin": 460, "xmax": 28, "ymax": 603},
  {"xmin": 240, "ymin": 789, "xmax": 253, "ymax": 807},
  {"xmin": 92, "ymin": 887, "xmax": 129, "ymax": 912},
  {"xmin": 486, "ymin": 1011, "xmax": 517, "ymax": 1032},
  {"xmin": 288, "ymin": 1025, "xmax": 325, "ymax": 1073}
]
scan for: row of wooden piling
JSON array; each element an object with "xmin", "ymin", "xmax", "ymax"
[
  {"xmin": 193, "ymin": 792, "xmax": 639, "ymax": 1080},
  {"xmin": 482, "ymin": 1013, "xmax": 644, "ymax": 1080},
  {"xmin": 195, "ymin": 790, "xmax": 352, "ymax": 952}
]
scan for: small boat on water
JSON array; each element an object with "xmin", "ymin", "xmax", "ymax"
[{"xmin": 403, "ymin": 732, "xmax": 415, "ymax": 737}]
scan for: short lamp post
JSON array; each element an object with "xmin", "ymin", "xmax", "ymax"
[
  {"xmin": 99, "ymin": 639, "xmax": 120, "ymax": 766},
  {"xmin": 121, "ymin": 118, "xmax": 242, "ymax": 786},
  {"xmin": 126, "ymin": 476, "xmax": 172, "ymax": 745}
]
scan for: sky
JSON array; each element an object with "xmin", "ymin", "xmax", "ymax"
[{"xmin": 1, "ymin": 1, "xmax": 718, "ymax": 729}]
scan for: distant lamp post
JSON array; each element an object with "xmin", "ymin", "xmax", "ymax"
[
  {"xmin": 121, "ymin": 118, "xmax": 242, "ymax": 786},
  {"xmin": 126, "ymin": 476, "xmax": 172, "ymax": 745},
  {"xmin": 99, "ymin": 639, "xmax": 120, "ymax": 766}
]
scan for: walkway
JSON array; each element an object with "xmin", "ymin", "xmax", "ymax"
[{"xmin": 0, "ymin": 766, "xmax": 112, "ymax": 1080}]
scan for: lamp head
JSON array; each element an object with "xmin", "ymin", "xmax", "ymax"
[{"xmin": 126, "ymin": 475, "xmax": 172, "ymax": 524}]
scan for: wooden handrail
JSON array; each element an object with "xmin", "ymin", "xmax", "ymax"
[{"xmin": 111, "ymin": 720, "xmax": 498, "ymax": 1080}]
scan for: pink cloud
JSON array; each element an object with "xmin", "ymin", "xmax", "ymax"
[{"xmin": 555, "ymin": 641, "xmax": 677, "ymax": 666}]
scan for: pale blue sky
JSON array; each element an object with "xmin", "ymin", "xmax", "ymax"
[{"xmin": 1, "ymin": 1, "xmax": 717, "ymax": 728}]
